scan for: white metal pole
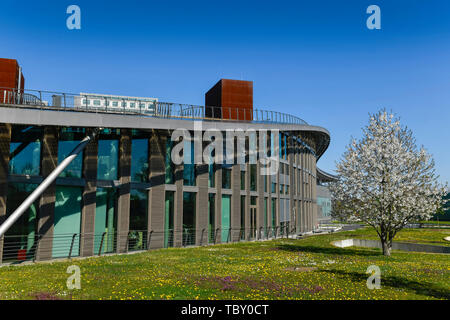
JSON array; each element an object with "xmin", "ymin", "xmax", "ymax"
[{"xmin": 0, "ymin": 132, "xmax": 96, "ymax": 238}]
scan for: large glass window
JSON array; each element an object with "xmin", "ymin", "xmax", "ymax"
[
  {"xmin": 250, "ymin": 164, "xmax": 257, "ymax": 191},
  {"xmin": 279, "ymin": 133, "xmax": 283, "ymax": 159},
  {"xmin": 97, "ymin": 137, "xmax": 119, "ymax": 180},
  {"xmin": 183, "ymin": 140, "xmax": 196, "ymax": 186},
  {"xmin": 165, "ymin": 139, "xmax": 175, "ymax": 184},
  {"xmin": 221, "ymin": 195, "xmax": 231, "ymax": 242},
  {"xmin": 129, "ymin": 189, "xmax": 148, "ymax": 251},
  {"xmin": 9, "ymin": 126, "xmax": 41, "ymax": 176},
  {"xmin": 208, "ymin": 164, "xmax": 215, "ymax": 188},
  {"xmin": 271, "ymin": 198, "xmax": 277, "ymax": 228},
  {"xmin": 2, "ymin": 183, "xmax": 38, "ymax": 262},
  {"xmin": 284, "ymin": 134, "xmax": 287, "ymax": 160},
  {"xmin": 240, "ymin": 170, "xmax": 246, "ymax": 190},
  {"xmin": 58, "ymin": 129, "xmax": 85, "ymax": 178},
  {"xmin": 129, "ymin": 189, "xmax": 148, "ymax": 231},
  {"xmin": 94, "ymin": 188, "xmax": 117, "ymax": 254},
  {"xmin": 222, "ymin": 166, "xmax": 232, "ymax": 189},
  {"xmin": 131, "ymin": 139, "xmax": 149, "ymax": 182},
  {"xmin": 183, "ymin": 192, "xmax": 196, "ymax": 245},
  {"xmin": 165, "ymin": 191, "xmax": 174, "ymax": 248},
  {"xmin": 52, "ymin": 186, "xmax": 82, "ymax": 258}
]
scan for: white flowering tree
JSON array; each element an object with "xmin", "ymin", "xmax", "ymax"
[{"xmin": 330, "ymin": 110, "xmax": 447, "ymax": 256}]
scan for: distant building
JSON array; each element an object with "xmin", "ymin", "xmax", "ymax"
[{"xmin": 433, "ymin": 193, "xmax": 450, "ymax": 221}]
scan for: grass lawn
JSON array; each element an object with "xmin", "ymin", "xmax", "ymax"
[{"xmin": 0, "ymin": 227, "xmax": 448, "ymax": 300}]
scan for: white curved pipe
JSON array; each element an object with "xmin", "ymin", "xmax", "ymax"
[{"xmin": 0, "ymin": 131, "xmax": 97, "ymax": 238}]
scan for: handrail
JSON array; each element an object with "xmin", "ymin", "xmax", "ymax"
[
  {"xmin": 0, "ymin": 87, "xmax": 308, "ymax": 125},
  {"xmin": 1, "ymin": 226, "xmax": 300, "ymax": 265}
]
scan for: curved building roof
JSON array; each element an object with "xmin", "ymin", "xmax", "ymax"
[
  {"xmin": 0, "ymin": 104, "xmax": 332, "ymax": 161},
  {"xmin": 317, "ymin": 167, "xmax": 339, "ymax": 182}
]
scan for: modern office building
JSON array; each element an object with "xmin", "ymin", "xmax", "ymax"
[{"xmin": 0, "ymin": 59, "xmax": 335, "ymax": 264}]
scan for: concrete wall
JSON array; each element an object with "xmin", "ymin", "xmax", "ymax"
[{"xmin": 332, "ymin": 238, "xmax": 450, "ymax": 254}]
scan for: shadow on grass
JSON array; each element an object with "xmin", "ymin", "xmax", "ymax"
[
  {"xmin": 322, "ymin": 269, "xmax": 450, "ymax": 300},
  {"xmin": 276, "ymin": 243, "xmax": 381, "ymax": 257}
]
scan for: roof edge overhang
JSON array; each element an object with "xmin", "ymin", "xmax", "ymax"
[
  {"xmin": 0, "ymin": 104, "xmax": 332, "ymax": 159},
  {"xmin": 317, "ymin": 167, "xmax": 338, "ymax": 182}
]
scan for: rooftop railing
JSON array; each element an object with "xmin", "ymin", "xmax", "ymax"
[{"xmin": 0, "ymin": 87, "xmax": 308, "ymax": 125}]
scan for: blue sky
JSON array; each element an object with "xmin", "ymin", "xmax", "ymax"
[{"xmin": 1, "ymin": 0, "xmax": 449, "ymax": 184}]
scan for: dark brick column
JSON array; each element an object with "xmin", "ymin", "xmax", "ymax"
[
  {"xmin": 231, "ymin": 162, "xmax": 241, "ymax": 242},
  {"xmin": 174, "ymin": 162, "xmax": 183, "ymax": 247},
  {"xmin": 148, "ymin": 133, "xmax": 166, "ymax": 249},
  {"xmin": 36, "ymin": 126, "xmax": 58, "ymax": 261},
  {"xmin": 288, "ymin": 136, "xmax": 294, "ymax": 234},
  {"xmin": 257, "ymin": 162, "xmax": 265, "ymax": 239},
  {"xmin": 80, "ymin": 129, "xmax": 98, "ymax": 257},
  {"xmin": 116, "ymin": 129, "xmax": 131, "ymax": 253},
  {"xmin": 0, "ymin": 124, "xmax": 11, "ymax": 264},
  {"xmin": 214, "ymin": 165, "xmax": 222, "ymax": 243},
  {"xmin": 196, "ymin": 163, "xmax": 208, "ymax": 245},
  {"xmin": 245, "ymin": 162, "xmax": 251, "ymax": 240}
]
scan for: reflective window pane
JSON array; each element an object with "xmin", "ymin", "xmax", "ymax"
[
  {"xmin": 131, "ymin": 139, "xmax": 149, "ymax": 182},
  {"xmin": 53, "ymin": 186, "xmax": 82, "ymax": 258},
  {"xmin": 9, "ymin": 126, "xmax": 42, "ymax": 176},
  {"xmin": 97, "ymin": 139, "xmax": 118, "ymax": 180},
  {"xmin": 2, "ymin": 183, "xmax": 38, "ymax": 262}
]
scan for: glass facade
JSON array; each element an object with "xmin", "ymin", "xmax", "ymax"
[
  {"xmin": 250, "ymin": 164, "xmax": 257, "ymax": 191},
  {"xmin": 165, "ymin": 139, "xmax": 175, "ymax": 184},
  {"xmin": 97, "ymin": 139, "xmax": 119, "ymax": 180},
  {"xmin": 53, "ymin": 186, "xmax": 82, "ymax": 258},
  {"xmin": 183, "ymin": 192, "xmax": 196, "ymax": 245},
  {"xmin": 94, "ymin": 188, "xmax": 117, "ymax": 254},
  {"xmin": 221, "ymin": 195, "xmax": 231, "ymax": 242},
  {"xmin": 131, "ymin": 139, "xmax": 149, "ymax": 182},
  {"xmin": 222, "ymin": 166, "xmax": 232, "ymax": 189},
  {"xmin": 129, "ymin": 189, "xmax": 148, "ymax": 251},
  {"xmin": 271, "ymin": 198, "xmax": 277, "ymax": 227},
  {"xmin": 183, "ymin": 140, "xmax": 196, "ymax": 186},
  {"xmin": 2, "ymin": 183, "xmax": 38, "ymax": 262},
  {"xmin": 9, "ymin": 126, "xmax": 41, "ymax": 176},
  {"xmin": 58, "ymin": 129, "xmax": 85, "ymax": 178},
  {"xmin": 208, "ymin": 164, "xmax": 215, "ymax": 188}
]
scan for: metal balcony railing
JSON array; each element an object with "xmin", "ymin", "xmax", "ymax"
[
  {"xmin": 0, "ymin": 88, "xmax": 308, "ymax": 125},
  {"xmin": 0, "ymin": 225, "xmax": 298, "ymax": 265}
]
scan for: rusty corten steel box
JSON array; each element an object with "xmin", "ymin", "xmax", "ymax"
[
  {"xmin": 205, "ymin": 79, "xmax": 253, "ymax": 121},
  {"xmin": 0, "ymin": 58, "xmax": 25, "ymax": 103},
  {"xmin": 0, "ymin": 58, "xmax": 24, "ymax": 90}
]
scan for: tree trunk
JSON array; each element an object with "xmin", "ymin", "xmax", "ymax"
[{"xmin": 381, "ymin": 239, "xmax": 391, "ymax": 256}]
